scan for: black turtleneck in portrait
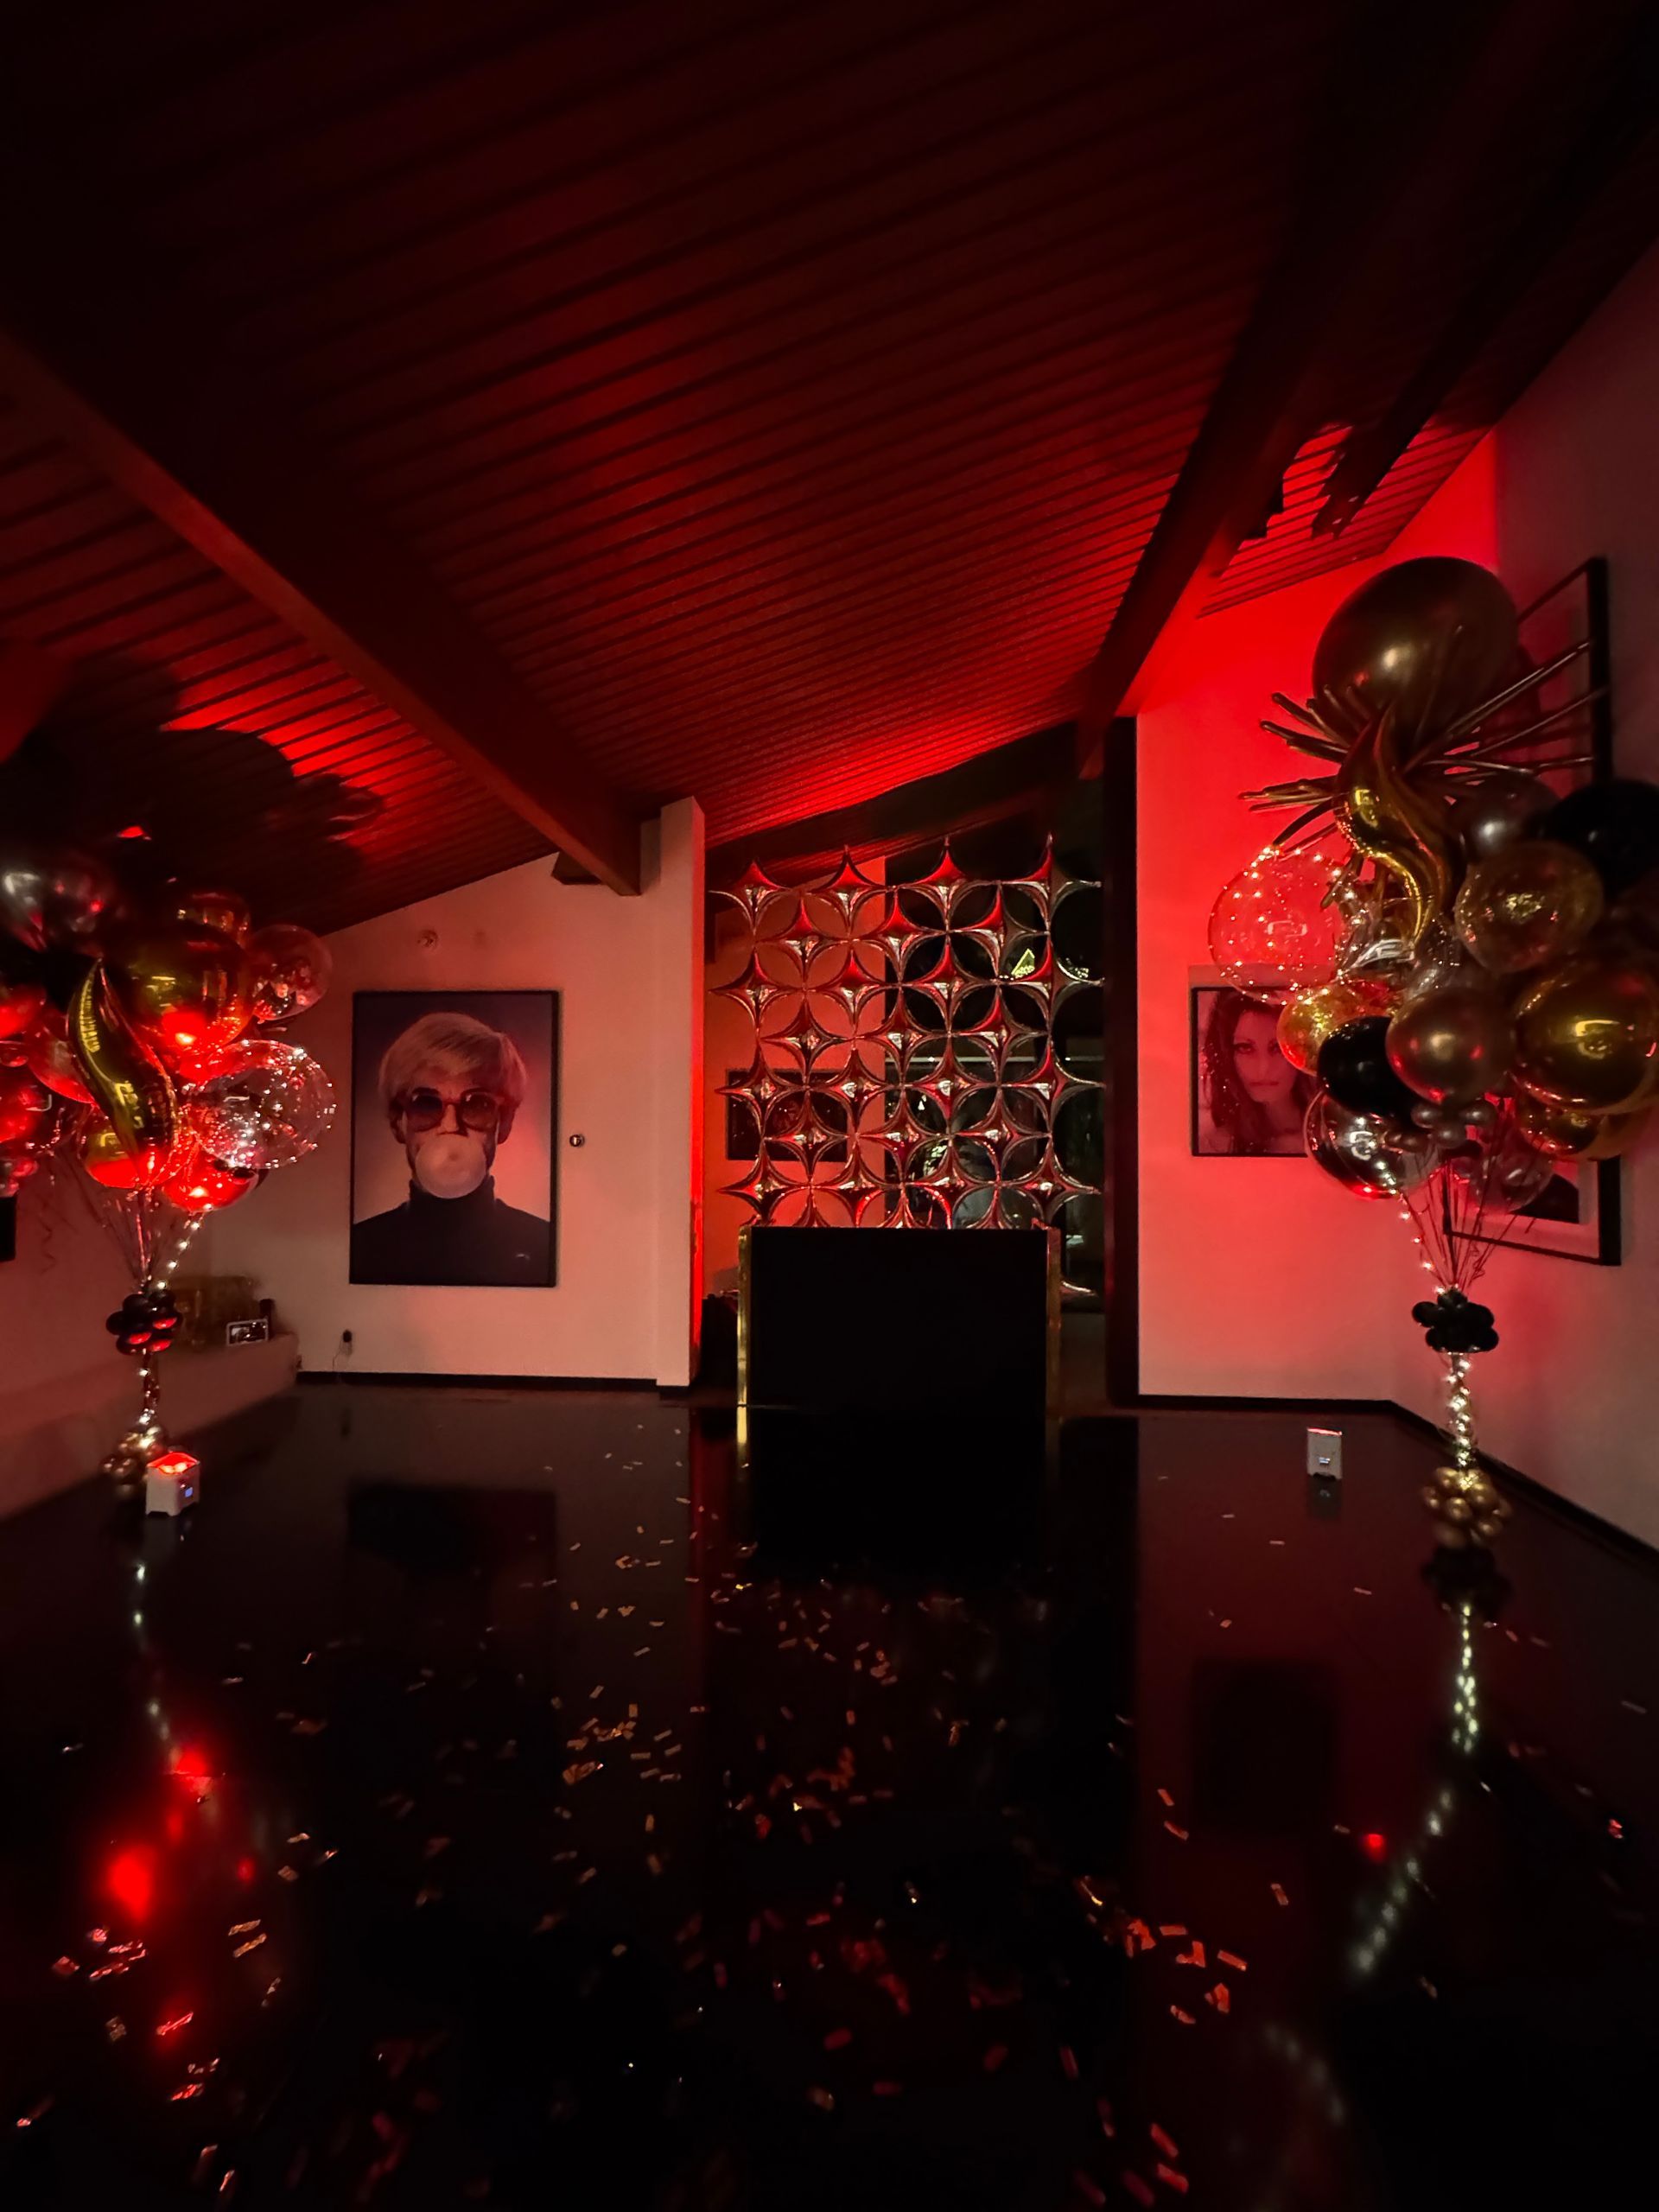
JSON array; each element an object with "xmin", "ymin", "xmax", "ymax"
[{"xmin": 350, "ymin": 1177, "xmax": 552, "ymax": 1287}]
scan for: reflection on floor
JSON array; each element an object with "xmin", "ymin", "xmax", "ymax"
[{"xmin": 0, "ymin": 1383, "xmax": 1655, "ymax": 2208}]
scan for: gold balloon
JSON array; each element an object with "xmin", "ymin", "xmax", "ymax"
[
  {"xmin": 1513, "ymin": 955, "xmax": 1659, "ymax": 1113},
  {"xmin": 1335, "ymin": 709, "xmax": 1455, "ymax": 952},
  {"xmin": 1277, "ymin": 976, "xmax": 1392, "ymax": 1074},
  {"xmin": 1385, "ymin": 985, "xmax": 1514, "ymax": 1105},
  {"xmin": 79, "ymin": 1114, "xmax": 168, "ymax": 1191},
  {"xmin": 1510, "ymin": 1093, "xmax": 1600, "ymax": 1158},
  {"xmin": 19, "ymin": 1025, "xmax": 94, "ymax": 1104},
  {"xmin": 1313, "ymin": 557, "xmax": 1519, "ymax": 740},
  {"xmin": 67, "ymin": 967, "xmax": 179, "ymax": 1174},
  {"xmin": 105, "ymin": 919, "xmax": 252, "ymax": 1068},
  {"xmin": 170, "ymin": 884, "xmax": 251, "ymax": 944},
  {"xmin": 1512, "ymin": 1092, "xmax": 1651, "ymax": 1160},
  {"xmin": 1454, "ymin": 841, "xmax": 1604, "ymax": 975}
]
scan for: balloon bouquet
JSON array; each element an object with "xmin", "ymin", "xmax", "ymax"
[
  {"xmin": 0, "ymin": 839, "xmax": 334, "ymax": 1491},
  {"xmin": 1211, "ymin": 557, "xmax": 1659, "ymax": 1550}
]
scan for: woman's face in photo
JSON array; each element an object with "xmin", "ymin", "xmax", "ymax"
[{"xmin": 1230, "ymin": 1006, "xmax": 1296, "ymax": 1104}]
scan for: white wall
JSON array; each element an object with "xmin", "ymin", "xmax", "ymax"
[
  {"xmin": 1, "ymin": 1175, "xmax": 131, "ymax": 1401},
  {"xmin": 1137, "ymin": 232, "xmax": 1659, "ymax": 1545},
  {"xmin": 1136, "ymin": 571, "xmax": 1423, "ymax": 1400},
  {"xmin": 212, "ymin": 800, "xmax": 704, "ymax": 1389}
]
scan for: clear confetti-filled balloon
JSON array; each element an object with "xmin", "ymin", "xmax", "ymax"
[
  {"xmin": 1447, "ymin": 1113, "xmax": 1557, "ymax": 1213},
  {"xmin": 1208, "ymin": 845, "xmax": 1346, "ymax": 1006},
  {"xmin": 188, "ymin": 1037, "xmax": 335, "ymax": 1172},
  {"xmin": 246, "ymin": 922, "xmax": 333, "ymax": 1023}
]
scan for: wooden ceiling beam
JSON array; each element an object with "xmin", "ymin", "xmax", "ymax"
[
  {"xmin": 0, "ymin": 161, "xmax": 644, "ymax": 893},
  {"xmin": 1076, "ymin": 0, "xmax": 1649, "ymax": 767}
]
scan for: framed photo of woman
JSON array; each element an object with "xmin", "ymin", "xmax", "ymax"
[{"xmin": 1190, "ymin": 974, "xmax": 1313, "ymax": 1156}]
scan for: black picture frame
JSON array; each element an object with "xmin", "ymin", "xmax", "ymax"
[
  {"xmin": 349, "ymin": 989, "xmax": 560, "ymax": 1287},
  {"xmin": 1454, "ymin": 556, "xmax": 1620, "ymax": 1267},
  {"xmin": 1189, "ymin": 975, "xmax": 1310, "ymax": 1157}
]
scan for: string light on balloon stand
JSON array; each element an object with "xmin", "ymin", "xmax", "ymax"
[{"xmin": 1210, "ymin": 554, "xmax": 1659, "ymax": 1552}]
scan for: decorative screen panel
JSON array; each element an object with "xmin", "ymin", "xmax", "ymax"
[{"xmin": 710, "ymin": 844, "xmax": 1103, "ymax": 1260}]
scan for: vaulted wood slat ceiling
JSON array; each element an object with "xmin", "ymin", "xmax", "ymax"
[{"xmin": 3, "ymin": 0, "xmax": 1658, "ymax": 929}]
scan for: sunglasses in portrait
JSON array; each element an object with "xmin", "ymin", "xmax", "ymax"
[{"xmin": 397, "ymin": 1087, "xmax": 505, "ymax": 1133}]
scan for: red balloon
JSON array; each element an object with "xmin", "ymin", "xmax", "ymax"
[
  {"xmin": 0, "ymin": 1065, "xmax": 52, "ymax": 1146},
  {"xmin": 79, "ymin": 1114, "xmax": 176, "ymax": 1191},
  {"xmin": 0, "ymin": 1143, "xmax": 41, "ymax": 1198},
  {"xmin": 20, "ymin": 1027, "xmax": 95, "ymax": 1103},
  {"xmin": 161, "ymin": 1146, "xmax": 261, "ymax": 1214},
  {"xmin": 0, "ymin": 979, "xmax": 47, "ymax": 1041}
]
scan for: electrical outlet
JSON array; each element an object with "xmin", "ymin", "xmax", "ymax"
[
  {"xmin": 340, "ymin": 1329, "xmax": 354, "ymax": 1353},
  {"xmin": 1306, "ymin": 1471, "xmax": 1343, "ymax": 1521},
  {"xmin": 1306, "ymin": 1427, "xmax": 1342, "ymax": 1478}
]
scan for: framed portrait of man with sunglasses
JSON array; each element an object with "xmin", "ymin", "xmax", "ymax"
[{"xmin": 350, "ymin": 992, "xmax": 558, "ymax": 1287}]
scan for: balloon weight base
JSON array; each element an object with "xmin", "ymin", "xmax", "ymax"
[{"xmin": 1421, "ymin": 1460, "xmax": 1511, "ymax": 1550}]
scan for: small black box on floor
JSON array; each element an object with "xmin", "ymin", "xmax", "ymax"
[{"xmin": 738, "ymin": 1224, "xmax": 1058, "ymax": 1414}]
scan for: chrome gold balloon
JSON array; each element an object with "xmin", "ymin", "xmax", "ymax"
[
  {"xmin": 1513, "ymin": 956, "xmax": 1659, "ymax": 1113},
  {"xmin": 1335, "ymin": 709, "xmax": 1455, "ymax": 952},
  {"xmin": 170, "ymin": 884, "xmax": 251, "ymax": 944},
  {"xmin": 67, "ymin": 966, "xmax": 180, "ymax": 1175},
  {"xmin": 1313, "ymin": 557, "xmax": 1519, "ymax": 741},
  {"xmin": 1512, "ymin": 1091, "xmax": 1651, "ymax": 1160},
  {"xmin": 105, "ymin": 919, "xmax": 252, "ymax": 1067},
  {"xmin": 79, "ymin": 1113, "xmax": 166, "ymax": 1191},
  {"xmin": 1454, "ymin": 841, "xmax": 1604, "ymax": 975},
  {"xmin": 1580, "ymin": 1105, "xmax": 1652, "ymax": 1159},
  {"xmin": 1385, "ymin": 985, "xmax": 1514, "ymax": 1105},
  {"xmin": 19, "ymin": 1023, "xmax": 95, "ymax": 1104},
  {"xmin": 1277, "ymin": 976, "xmax": 1392, "ymax": 1075},
  {"xmin": 1510, "ymin": 1094, "xmax": 1599, "ymax": 1158}
]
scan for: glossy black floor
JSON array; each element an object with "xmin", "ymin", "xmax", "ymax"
[{"xmin": 1, "ymin": 1382, "xmax": 1656, "ymax": 2210}]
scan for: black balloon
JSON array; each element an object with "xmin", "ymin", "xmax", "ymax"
[
  {"xmin": 105, "ymin": 1286, "xmax": 181, "ymax": 1357},
  {"xmin": 1541, "ymin": 778, "xmax": 1659, "ymax": 898},
  {"xmin": 1317, "ymin": 1016, "xmax": 1421, "ymax": 1121},
  {"xmin": 1411, "ymin": 1287, "xmax": 1498, "ymax": 1355}
]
